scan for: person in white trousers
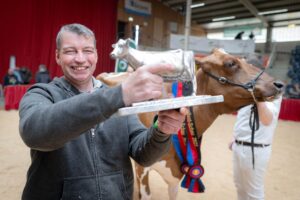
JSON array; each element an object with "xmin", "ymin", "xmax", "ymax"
[{"xmin": 229, "ymin": 96, "xmax": 282, "ymax": 200}]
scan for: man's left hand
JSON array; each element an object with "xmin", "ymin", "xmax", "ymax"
[{"xmin": 156, "ymin": 107, "xmax": 188, "ymax": 135}]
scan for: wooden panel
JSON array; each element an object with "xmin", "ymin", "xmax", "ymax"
[{"xmin": 153, "ymin": 17, "xmax": 164, "ymax": 48}]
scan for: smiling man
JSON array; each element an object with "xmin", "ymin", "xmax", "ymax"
[
  {"xmin": 19, "ymin": 23, "xmax": 187, "ymax": 200},
  {"xmin": 55, "ymin": 26, "xmax": 98, "ymax": 92}
]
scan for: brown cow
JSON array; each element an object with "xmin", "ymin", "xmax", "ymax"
[{"xmin": 97, "ymin": 49, "xmax": 283, "ymax": 200}]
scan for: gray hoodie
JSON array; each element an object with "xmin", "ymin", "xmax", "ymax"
[{"xmin": 19, "ymin": 77, "xmax": 171, "ymax": 200}]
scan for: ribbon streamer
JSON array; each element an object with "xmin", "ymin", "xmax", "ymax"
[{"xmin": 172, "ymin": 81, "xmax": 205, "ymax": 193}]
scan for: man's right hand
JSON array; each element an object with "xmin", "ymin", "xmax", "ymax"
[{"xmin": 121, "ymin": 63, "xmax": 174, "ymax": 106}]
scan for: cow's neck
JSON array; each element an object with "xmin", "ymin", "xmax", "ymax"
[
  {"xmin": 125, "ymin": 48, "xmax": 144, "ymax": 69},
  {"xmin": 192, "ymin": 69, "xmax": 235, "ymax": 136},
  {"xmin": 192, "ymin": 103, "xmax": 218, "ymax": 136}
]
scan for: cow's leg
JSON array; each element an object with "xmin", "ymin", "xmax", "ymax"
[
  {"xmin": 152, "ymin": 161, "xmax": 181, "ymax": 200},
  {"xmin": 168, "ymin": 183, "xmax": 179, "ymax": 200},
  {"xmin": 152, "ymin": 147, "xmax": 183, "ymax": 200},
  {"xmin": 135, "ymin": 164, "xmax": 151, "ymax": 200}
]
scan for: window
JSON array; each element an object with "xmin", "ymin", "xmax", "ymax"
[
  {"xmin": 207, "ymin": 26, "xmax": 300, "ymax": 43},
  {"xmin": 272, "ymin": 26, "xmax": 300, "ymax": 42}
]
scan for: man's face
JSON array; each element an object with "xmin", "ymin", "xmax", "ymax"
[
  {"xmin": 8, "ymin": 68, "xmax": 14, "ymax": 75},
  {"xmin": 56, "ymin": 31, "xmax": 98, "ymax": 85}
]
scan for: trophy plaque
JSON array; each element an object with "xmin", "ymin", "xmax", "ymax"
[{"xmin": 116, "ymin": 95, "xmax": 224, "ymax": 116}]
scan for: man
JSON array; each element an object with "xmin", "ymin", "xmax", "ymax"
[
  {"xmin": 19, "ymin": 23, "xmax": 187, "ymax": 200},
  {"xmin": 35, "ymin": 64, "xmax": 51, "ymax": 83},
  {"xmin": 3, "ymin": 68, "xmax": 19, "ymax": 86},
  {"xmin": 234, "ymin": 31, "xmax": 244, "ymax": 40},
  {"xmin": 229, "ymin": 97, "xmax": 282, "ymax": 200}
]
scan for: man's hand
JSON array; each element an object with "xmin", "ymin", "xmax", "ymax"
[
  {"xmin": 121, "ymin": 63, "xmax": 174, "ymax": 106},
  {"xmin": 228, "ymin": 140, "xmax": 234, "ymax": 151},
  {"xmin": 156, "ymin": 107, "xmax": 188, "ymax": 135},
  {"xmin": 257, "ymin": 102, "xmax": 273, "ymax": 126}
]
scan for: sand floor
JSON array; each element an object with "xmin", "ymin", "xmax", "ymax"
[{"xmin": 1, "ymin": 110, "xmax": 299, "ymax": 200}]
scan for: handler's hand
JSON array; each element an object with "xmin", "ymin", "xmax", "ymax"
[
  {"xmin": 121, "ymin": 63, "xmax": 174, "ymax": 106},
  {"xmin": 228, "ymin": 138, "xmax": 235, "ymax": 151},
  {"xmin": 157, "ymin": 107, "xmax": 188, "ymax": 135}
]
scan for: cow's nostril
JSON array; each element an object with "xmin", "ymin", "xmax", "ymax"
[{"xmin": 273, "ymin": 81, "xmax": 285, "ymax": 90}]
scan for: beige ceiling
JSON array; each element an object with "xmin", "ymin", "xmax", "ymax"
[{"xmin": 160, "ymin": 0, "xmax": 300, "ymax": 30}]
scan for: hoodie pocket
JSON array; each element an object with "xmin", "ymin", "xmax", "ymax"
[
  {"xmin": 61, "ymin": 175, "xmax": 98, "ymax": 200},
  {"xmin": 99, "ymin": 170, "xmax": 130, "ymax": 200}
]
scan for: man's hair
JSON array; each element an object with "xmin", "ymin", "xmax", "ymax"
[{"xmin": 56, "ymin": 23, "xmax": 96, "ymax": 50}]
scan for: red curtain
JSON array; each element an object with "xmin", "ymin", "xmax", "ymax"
[
  {"xmin": 0, "ymin": 0, "xmax": 118, "ymax": 83},
  {"xmin": 279, "ymin": 98, "xmax": 300, "ymax": 122}
]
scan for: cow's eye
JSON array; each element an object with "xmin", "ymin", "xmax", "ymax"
[{"xmin": 224, "ymin": 60, "xmax": 236, "ymax": 68}]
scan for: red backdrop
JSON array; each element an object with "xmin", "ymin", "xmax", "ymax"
[{"xmin": 0, "ymin": 0, "xmax": 118, "ymax": 83}]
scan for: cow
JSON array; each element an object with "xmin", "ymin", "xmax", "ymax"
[{"xmin": 97, "ymin": 48, "xmax": 284, "ymax": 200}]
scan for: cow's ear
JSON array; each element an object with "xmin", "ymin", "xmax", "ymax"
[
  {"xmin": 195, "ymin": 57, "xmax": 203, "ymax": 66},
  {"xmin": 195, "ymin": 57, "xmax": 208, "ymax": 71},
  {"xmin": 211, "ymin": 48, "xmax": 218, "ymax": 54}
]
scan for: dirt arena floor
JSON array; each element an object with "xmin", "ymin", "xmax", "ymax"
[{"xmin": 1, "ymin": 110, "xmax": 300, "ymax": 200}]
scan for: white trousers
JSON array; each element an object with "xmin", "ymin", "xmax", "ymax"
[{"xmin": 232, "ymin": 142, "xmax": 272, "ymax": 200}]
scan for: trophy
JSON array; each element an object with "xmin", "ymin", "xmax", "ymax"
[
  {"xmin": 111, "ymin": 39, "xmax": 195, "ymax": 83},
  {"xmin": 110, "ymin": 38, "xmax": 223, "ymax": 116}
]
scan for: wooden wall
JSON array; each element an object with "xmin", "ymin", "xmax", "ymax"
[{"xmin": 117, "ymin": 0, "xmax": 206, "ymax": 49}]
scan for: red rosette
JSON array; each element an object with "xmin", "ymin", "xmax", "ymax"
[{"xmin": 188, "ymin": 165, "xmax": 204, "ymax": 179}]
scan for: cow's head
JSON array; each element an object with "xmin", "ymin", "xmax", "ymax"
[
  {"xmin": 195, "ymin": 48, "xmax": 284, "ymax": 110},
  {"xmin": 110, "ymin": 39, "xmax": 130, "ymax": 60}
]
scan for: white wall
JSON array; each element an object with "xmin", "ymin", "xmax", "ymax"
[{"xmin": 256, "ymin": 41, "xmax": 300, "ymax": 83}]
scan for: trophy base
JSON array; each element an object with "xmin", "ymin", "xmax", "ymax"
[{"xmin": 116, "ymin": 95, "xmax": 224, "ymax": 116}]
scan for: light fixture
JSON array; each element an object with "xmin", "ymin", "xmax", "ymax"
[
  {"xmin": 288, "ymin": 23, "xmax": 296, "ymax": 28},
  {"xmin": 212, "ymin": 16, "xmax": 236, "ymax": 22},
  {"xmin": 258, "ymin": 9, "xmax": 288, "ymax": 15},
  {"xmin": 128, "ymin": 16, "xmax": 134, "ymax": 22},
  {"xmin": 191, "ymin": 3, "xmax": 205, "ymax": 9}
]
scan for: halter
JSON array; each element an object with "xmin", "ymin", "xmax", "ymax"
[
  {"xmin": 203, "ymin": 69, "xmax": 265, "ymax": 102},
  {"xmin": 203, "ymin": 68, "xmax": 265, "ymax": 169}
]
